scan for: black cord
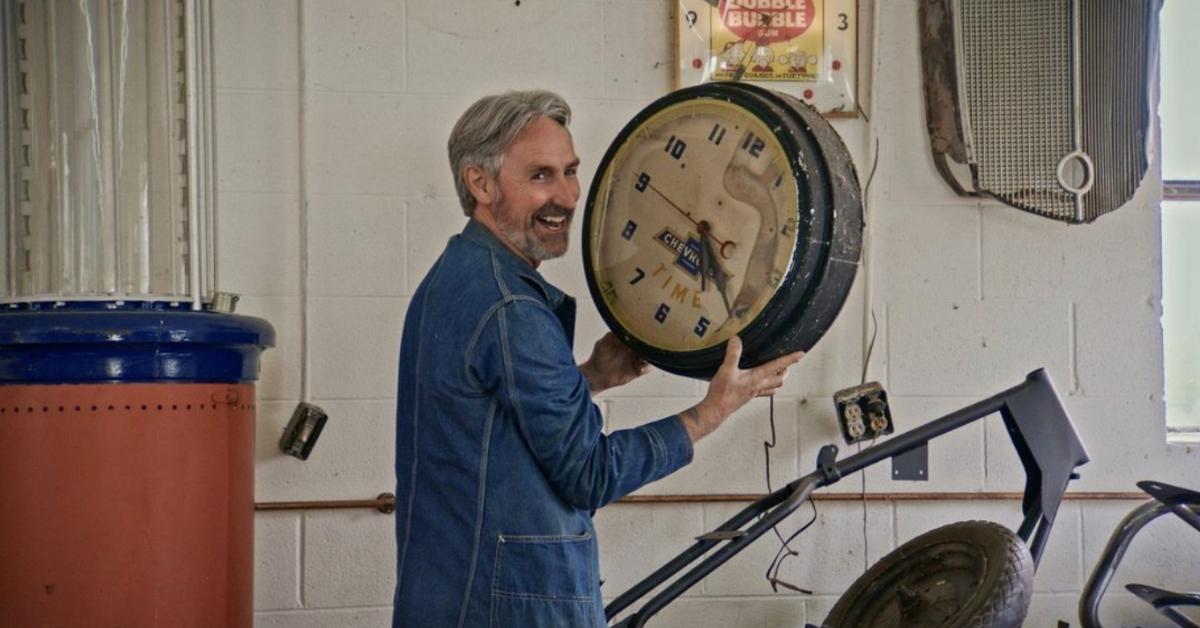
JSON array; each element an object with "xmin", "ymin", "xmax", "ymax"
[
  {"xmin": 762, "ymin": 397, "xmax": 795, "ymax": 549},
  {"xmin": 860, "ymin": 309, "xmax": 878, "ymax": 385},
  {"xmin": 764, "ymin": 498, "xmax": 818, "ymax": 594},
  {"xmin": 860, "ymin": 437, "xmax": 876, "ymax": 574},
  {"xmin": 761, "ymin": 396, "xmax": 816, "ymax": 594}
]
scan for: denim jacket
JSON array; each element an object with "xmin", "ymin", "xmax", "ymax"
[{"xmin": 393, "ymin": 220, "xmax": 694, "ymax": 628}]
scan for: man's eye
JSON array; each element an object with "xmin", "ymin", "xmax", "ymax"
[{"xmin": 532, "ymin": 171, "xmax": 548, "ymax": 181}]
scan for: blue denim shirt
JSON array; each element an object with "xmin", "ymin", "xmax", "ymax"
[{"xmin": 393, "ymin": 220, "xmax": 694, "ymax": 627}]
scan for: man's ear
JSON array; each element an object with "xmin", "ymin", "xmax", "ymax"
[{"xmin": 463, "ymin": 165, "xmax": 497, "ymax": 208}]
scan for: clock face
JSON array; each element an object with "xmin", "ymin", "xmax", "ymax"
[
  {"xmin": 587, "ymin": 99, "xmax": 801, "ymax": 353},
  {"xmin": 583, "ymin": 82, "xmax": 863, "ymax": 379}
]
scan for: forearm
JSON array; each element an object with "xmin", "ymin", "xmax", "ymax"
[{"xmin": 676, "ymin": 399, "xmax": 726, "ymax": 443}]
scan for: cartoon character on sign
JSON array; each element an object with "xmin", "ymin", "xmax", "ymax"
[
  {"xmin": 719, "ymin": 40, "xmax": 748, "ymax": 72},
  {"xmin": 752, "ymin": 44, "xmax": 773, "ymax": 73},
  {"xmin": 786, "ymin": 50, "xmax": 807, "ymax": 75}
]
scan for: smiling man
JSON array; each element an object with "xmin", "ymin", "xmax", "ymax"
[{"xmin": 392, "ymin": 90, "xmax": 803, "ymax": 627}]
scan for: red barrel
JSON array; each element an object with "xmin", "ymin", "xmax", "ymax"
[{"xmin": 0, "ymin": 306, "xmax": 272, "ymax": 628}]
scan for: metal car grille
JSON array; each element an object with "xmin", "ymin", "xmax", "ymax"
[
  {"xmin": 921, "ymin": 0, "xmax": 1158, "ymax": 223},
  {"xmin": 1080, "ymin": 0, "xmax": 1155, "ymax": 221}
]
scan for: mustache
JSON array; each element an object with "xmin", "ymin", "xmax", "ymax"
[{"xmin": 535, "ymin": 204, "xmax": 573, "ymax": 219}]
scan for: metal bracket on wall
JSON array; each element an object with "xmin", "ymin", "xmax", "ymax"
[{"xmin": 892, "ymin": 442, "xmax": 929, "ymax": 481}]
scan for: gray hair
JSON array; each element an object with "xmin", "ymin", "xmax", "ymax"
[{"xmin": 448, "ymin": 90, "xmax": 572, "ymax": 216}]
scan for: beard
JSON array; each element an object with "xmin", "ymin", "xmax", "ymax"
[{"xmin": 492, "ymin": 188, "xmax": 572, "ymax": 262}]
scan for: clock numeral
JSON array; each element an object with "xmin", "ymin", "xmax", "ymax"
[
  {"xmin": 707, "ymin": 123, "xmax": 726, "ymax": 145},
  {"xmin": 781, "ymin": 218, "xmax": 797, "ymax": 237},
  {"xmin": 741, "ymin": 132, "xmax": 765, "ymax": 158},
  {"xmin": 629, "ymin": 266, "xmax": 645, "ymax": 284},
  {"xmin": 767, "ymin": 270, "xmax": 783, "ymax": 288},
  {"xmin": 621, "ymin": 220, "xmax": 638, "ymax": 240},
  {"xmin": 664, "ymin": 135, "xmax": 687, "ymax": 160},
  {"xmin": 634, "ymin": 172, "xmax": 651, "ymax": 193},
  {"xmin": 694, "ymin": 316, "xmax": 710, "ymax": 338},
  {"xmin": 654, "ymin": 303, "xmax": 671, "ymax": 324},
  {"xmin": 774, "ymin": 175, "xmax": 784, "ymax": 188},
  {"xmin": 600, "ymin": 281, "xmax": 616, "ymax": 299}
]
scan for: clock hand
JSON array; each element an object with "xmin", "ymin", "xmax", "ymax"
[
  {"xmin": 698, "ymin": 221, "xmax": 734, "ymax": 316},
  {"xmin": 645, "ymin": 181, "xmax": 736, "ymax": 258}
]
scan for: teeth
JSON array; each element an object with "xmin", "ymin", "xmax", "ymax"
[{"xmin": 542, "ymin": 216, "xmax": 565, "ymax": 224}]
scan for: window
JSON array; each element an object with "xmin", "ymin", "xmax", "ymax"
[{"xmin": 1161, "ymin": 0, "xmax": 1200, "ymax": 436}]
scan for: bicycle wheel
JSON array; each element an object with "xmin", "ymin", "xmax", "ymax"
[{"xmin": 822, "ymin": 520, "xmax": 1034, "ymax": 628}]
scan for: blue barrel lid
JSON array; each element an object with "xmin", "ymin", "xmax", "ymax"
[{"xmin": 0, "ymin": 302, "xmax": 275, "ymax": 383}]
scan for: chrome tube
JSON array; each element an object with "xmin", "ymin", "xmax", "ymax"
[{"xmin": 1079, "ymin": 500, "xmax": 1170, "ymax": 628}]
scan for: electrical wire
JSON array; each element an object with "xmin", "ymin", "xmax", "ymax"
[
  {"xmin": 760, "ymin": 395, "xmax": 815, "ymax": 594},
  {"xmin": 762, "ymin": 396, "xmax": 797, "ymax": 550},
  {"xmin": 764, "ymin": 498, "xmax": 818, "ymax": 594},
  {"xmin": 860, "ymin": 309, "xmax": 878, "ymax": 385}
]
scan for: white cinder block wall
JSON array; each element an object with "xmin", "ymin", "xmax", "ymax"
[{"xmin": 211, "ymin": 1, "xmax": 1200, "ymax": 626}]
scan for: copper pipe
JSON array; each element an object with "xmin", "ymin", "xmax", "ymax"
[
  {"xmin": 1165, "ymin": 180, "xmax": 1200, "ymax": 201},
  {"xmin": 255, "ymin": 493, "xmax": 395, "ymax": 514},
  {"xmin": 253, "ymin": 491, "xmax": 1145, "ymax": 513}
]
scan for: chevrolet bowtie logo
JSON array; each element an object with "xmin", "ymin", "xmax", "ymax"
[{"xmin": 654, "ymin": 228, "xmax": 701, "ymax": 279}]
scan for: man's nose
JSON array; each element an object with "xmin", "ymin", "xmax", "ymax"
[{"xmin": 555, "ymin": 175, "xmax": 580, "ymax": 209}]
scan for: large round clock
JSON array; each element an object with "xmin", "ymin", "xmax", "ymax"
[{"xmin": 582, "ymin": 82, "xmax": 862, "ymax": 379}]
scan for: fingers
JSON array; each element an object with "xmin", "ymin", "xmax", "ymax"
[
  {"xmin": 634, "ymin": 359, "xmax": 650, "ymax": 376},
  {"xmin": 760, "ymin": 350, "xmax": 805, "ymax": 373},
  {"xmin": 755, "ymin": 369, "xmax": 788, "ymax": 396},
  {"xmin": 749, "ymin": 350, "xmax": 802, "ymax": 397},
  {"xmin": 722, "ymin": 336, "xmax": 743, "ymax": 369}
]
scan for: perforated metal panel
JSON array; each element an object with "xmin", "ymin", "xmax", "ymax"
[{"xmin": 921, "ymin": 0, "xmax": 1158, "ymax": 223}]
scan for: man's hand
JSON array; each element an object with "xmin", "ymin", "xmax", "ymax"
[
  {"xmin": 579, "ymin": 332, "xmax": 650, "ymax": 395},
  {"xmin": 678, "ymin": 336, "xmax": 804, "ymax": 443}
]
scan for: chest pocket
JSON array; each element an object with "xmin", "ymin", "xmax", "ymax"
[{"xmin": 490, "ymin": 532, "xmax": 599, "ymax": 627}]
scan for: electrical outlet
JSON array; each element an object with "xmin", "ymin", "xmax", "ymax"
[
  {"xmin": 833, "ymin": 382, "xmax": 894, "ymax": 445},
  {"xmin": 844, "ymin": 402, "xmax": 866, "ymax": 440}
]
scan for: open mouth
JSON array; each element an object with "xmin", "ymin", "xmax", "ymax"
[{"xmin": 535, "ymin": 213, "xmax": 570, "ymax": 233}]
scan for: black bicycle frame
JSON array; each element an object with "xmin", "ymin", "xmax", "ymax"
[{"xmin": 607, "ymin": 368, "xmax": 1090, "ymax": 627}]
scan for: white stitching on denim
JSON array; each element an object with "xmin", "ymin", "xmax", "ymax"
[
  {"xmin": 490, "ymin": 251, "xmax": 511, "ymax": 299},
  {"xmin": 491, "ymin": 590, "xmax": 596, "ymax": 603},
  {"xmin": 489, "ymin": 533, "xmax": 596, "ymax": 602},
  {"xmin": 499, "ymin": 532, "xmax": 592, "ymax": 543},
  {"xmin": 645, "ymin": 423, "xmax": 665, "ymax": 472},
  {"xmin": 397, "ymin": 251, "xmax": 449, "ymax": 590},
  {"xmin": 457, "ymin": 398, "xmax": 499, "ymax": 628},
  {"xmin": 490, "ymin": 535, "xmax": 504, "ymax": 627},
  {"xmin": 496, "ymin": 297, "xmax": 555, "ymax": 460},
  {"xmin": 463, "ymin": 299, "xmax": 508, "ymax": 393}
]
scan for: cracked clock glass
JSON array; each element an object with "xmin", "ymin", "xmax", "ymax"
[
  {"xmin": 589, "ymin": 99, "xmax": 798, "ymax": 353},
  {"xmin": 582, "ymin": 82, "xmax": 863, "ymax": 379}
]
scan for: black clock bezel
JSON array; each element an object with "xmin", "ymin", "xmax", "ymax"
[{"xmin": 581, "ymin": 82, "xmax": 860, "ymax": 379}]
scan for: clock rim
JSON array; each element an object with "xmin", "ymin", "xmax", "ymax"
[{"xmin": 582, "ymin": 82, "xmax": 849, "ymax": 379}]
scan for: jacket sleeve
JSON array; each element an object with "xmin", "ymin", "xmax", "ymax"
[{"xmin": 467, "ymin": 296, "xmax": 693, "ymax": 510}]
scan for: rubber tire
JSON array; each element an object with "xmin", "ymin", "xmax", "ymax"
[{"xmin": 822, "ymin": 521, "xmax": 1034, "ymax": 628}]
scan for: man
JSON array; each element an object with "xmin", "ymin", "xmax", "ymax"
[{"xmin": 393, "ymin": 90, "xmax": 803, "ymax": 627}]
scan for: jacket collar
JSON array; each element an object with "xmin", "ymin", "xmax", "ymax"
[{"xmin": 461, "ymin": 219, "xmax": 568, "ymax": 310}]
